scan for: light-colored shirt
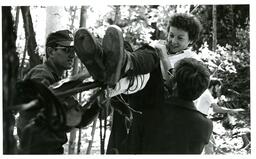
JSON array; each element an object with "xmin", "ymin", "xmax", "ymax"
[
  {"xmin": 194, "ymin": 89, "xmax": 217, "ymax": 115},
  {"xmin": 167, "ymin": 49, "xmax": 200, "ymax": 68},
  {"xmin": 107, "ymin": 74, "xmax": 150, "ymax": 97}
]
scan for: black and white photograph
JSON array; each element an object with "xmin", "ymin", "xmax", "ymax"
[{"xmin": 1, "ymin": 1, "xmax": 254, "ymax": 157}]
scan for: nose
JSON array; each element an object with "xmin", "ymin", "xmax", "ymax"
[{"xmin": 168, "ymin": 36, "xmax": 176, "ymax": 44}]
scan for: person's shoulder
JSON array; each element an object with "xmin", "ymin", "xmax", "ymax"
[
  {"xmin": 24, "ymin": 63, "xmax": 53, "ymax": 81},
  {"xmin": 29, "ymin": 63, "xmax": 48, "ymax": 71},
  {"xmin": 29, "ymin": 64, "xmax": 50, "ymax": 75},
  {"xmin": 183, "ymin": 49, "xmax": 200, "ymax": 60},
  {"xmin": 200, "ymin": 89, "xmax": 212, "ymax": 98},
  {"xmin": 164, "ymin": 97, "xmax": 197, "ymax": 112},
  {"xmin": 195, "ymin": 110, "xmax": 213, "ymax": 125}
]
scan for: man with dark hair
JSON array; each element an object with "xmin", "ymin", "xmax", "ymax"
[
  {"xmin": 208, "ymin": 78, "xmax": 222, "ymax": 98},
  {"xmin": 25, "ymin": 30, "xmax": 76, "ymax": 86},
  {"xmin": 125, "ymin": 58, "xmax": 212, "ymax": 154},
  {"xmin": 16, "ymin": 30, "xmax": 99, "ymax": 154},
  {"xmin": 173, "ymin": 58, "xmax": 210, "ymax": 100},
  {"xmin": 195, "ymin": 78, "xmax": 244, "ymax": 117},
  {"xmin": 195, "ymin": 78, "xmax": 245, "ymax": 154}
]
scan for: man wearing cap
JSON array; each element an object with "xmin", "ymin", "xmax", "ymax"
[
  {"xmin": 24, "ymin": 29, "xmax": 75, "ymax": 85},
  {"xmin": 16, "ymin": 29, "xmax": 94, "ymax": 154}
]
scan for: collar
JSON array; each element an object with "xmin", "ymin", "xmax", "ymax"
[
  {"xmin": 167, "ymin": 48, "xmax": 192, "ymax": 55},
  {"xmin": 165, "ymin": 97, "xmax": 198, "ymax": 112},
  {"xmin": 168, "ymin": 50, "xmax": 184, "ymax": 55}
]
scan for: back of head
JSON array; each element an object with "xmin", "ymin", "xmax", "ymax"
[
  {"xmin": 167, "ymin": 13, "xmax": 202, "ymax": 44},
  {"xmin": 174, "ymin": 58, "xmax": 210, "ymax": 101}
]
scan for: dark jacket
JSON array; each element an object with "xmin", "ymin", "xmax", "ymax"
[
  {"xmin": 17, "ymin": 60, "xmax": 99, "ymax": 154},
  {"xmin": 17, "ymin": 61, "xmax": 67, "ymax": 154},
  {"xmin": 125, "ymin": 97, "xmax": 213, "ymax": 154},
  {"xmin": 107, "ymin": 45, "xmax": 163, "ymax": 154}
]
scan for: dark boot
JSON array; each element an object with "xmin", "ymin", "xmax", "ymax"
[
  {"xmin": 74, "ymin": 28, "xmax": 106, "ymax": 82},
  {"xmin": 102, "ymin": 25, "xmax": 128, "ymax": 86}
]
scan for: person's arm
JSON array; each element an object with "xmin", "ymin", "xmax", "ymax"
[
  {"xmin": 153, "ymin": 41, "xmax": 173, "ymax": 81},
  {"xmin": 50, "ymin": 67, "xmax": 91, "ymax": 89},
  {"xmin": 25, "ymin": 68, "xmax": 55, "ymax": 87},
  {"xmin": 211, "ymin": 103, "xmax": 245, "ymax": 114}
]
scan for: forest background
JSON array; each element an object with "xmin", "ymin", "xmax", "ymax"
[{"xmin": 2, "ymin": 4, "xmax": 252, "ymax": 155}]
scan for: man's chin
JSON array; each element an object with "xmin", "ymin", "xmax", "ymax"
[{"xmin": 65, "ymin": 65, "xmax": 72, "ymax": 70}]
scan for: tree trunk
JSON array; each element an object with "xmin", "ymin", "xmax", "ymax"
[
  {"xmin": 70, "ymin": 6, "xmax": 79, "ymax": 77},
  {"xmin": 68, "ymin": 129, "xmax": 77, "ymax": 154},
  {"xmin": 69, "ymin": 6, "xmax": 77, "ymax": 31},
  {"xmin": 46, "ymin": 6, "xmax": 70, "ymax": 75},
  {"xmin": 86, "ymin": 118, "xmax": 98, "ymax": 154},
  {"xmin": 14, "ymin": 7, "xmax": 20, "ymax": 33},
  {"xmin": 76, "ymin": 127, "xmax": 82, "ymax": 154},
  {"xmin": 19, "ymin": 40, "xmax": 27, "ymax": 79},
  {"xmin": 69, "ymin": 6, "xmax": 90, "ymax": 154},
  {"xmin": 15, "ymin": 6, "xmax": 26, "ymax": 79},
  {"xmin": 2, "ymin": 6, "xmax": 19, "ymax": 154},
  {"xmin": 212, "ymin": 5, "xmax": 217, "ymax": 52},
  {"xmin": 229, "ymin": 5, "xmax": 235, "ymax": 46},
  {"xmin": 68, "ymin": 6, "xmax": 79, "ymax": 154},
  {"xmin": 114, "ymin": 6, "xmax": 121, "ymax": 24},
  {"xmin": 46, "ymin": 6, "xmax": 70, "ymax": 36},
  {"xmin": 20, "ymin": 6, "xmax": 41, "ymax": 68},
  {"xmin": 80, "ymin": 6, "xmax": 89, "ymax": 27}
]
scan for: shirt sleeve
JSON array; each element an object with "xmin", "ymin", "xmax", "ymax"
[
  {"xmin": 107, "ymin": 74, "xmax": 150, "ymax": 97},
  {"xmin": 24, "ymin": 67, "xmax": 55, "ymax": 87},
  {"xmin": 194, "ymin": 89, "xmax": 214, "ymax": 115}
]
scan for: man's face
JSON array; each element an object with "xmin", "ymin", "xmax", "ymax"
[
  {"xmin": 166, "ymin": 26, "xmax": 192, "ymax": 54},
  {"xmin": 212, "ymin": 84, "xmax": 222, "ymax": 98},
  {"xmin": 52, "ymin": 46, "xmax": 75, "ymax": 70}
]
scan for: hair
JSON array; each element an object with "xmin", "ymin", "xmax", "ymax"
[
  {"xmin": 167, "ymin": 13, "xmax": 203, "ymax": 44},
  {"xmin": 45, "ymin": 29, "xmax": 73, "ymax": 58},
  {"xmin": 209, "ymin": 78, "xmax": 222, "ymax": 98},
  {"xmin": 173, "ymin": 58, "xmax": 210, "ymax": 101},
  {"xmin": 45, "ymin": 34, "xmax": 58, "ymax": 59}
]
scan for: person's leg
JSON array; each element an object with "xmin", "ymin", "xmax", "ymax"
[
  {"xmin": 102, "ymin": 25, "xmax": 159, "ymax": 85},
  {"xmin": 74, "ymin": 28, "xmax": 106, "ymax": 82},
  {"xmin": 102, "ymin": 25, "xmax": 126, "ymax": 86},
  {"xmin": 126, "ymin": 45, "xmax": 159, "ymax": 76},
  {"xmin": 74, "ymin": 25, "xmax": 159, "ymax": 86}
]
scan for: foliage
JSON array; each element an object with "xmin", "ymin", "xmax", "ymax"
[
  {"xmin": 197, "ymin": 8, "xmax": 250, "ymax": 152},
  {"xmin": 193, "ymin": 5, "xmax": 249, "ymax": 51},
  {"xmin": 198, "ymin": 16, "xmax": 250, "ymax": 110},
  {"xmin": 11, "ymin": 5, "xmax": 250, "ymax": 154}
]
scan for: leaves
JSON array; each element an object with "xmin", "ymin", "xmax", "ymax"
[{"xmin": 12, "ymin": 5, "xmax": 250, "ymax": 154}]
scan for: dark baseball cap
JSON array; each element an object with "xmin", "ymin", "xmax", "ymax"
[{"xmin": 46, "ymin": 30, "xmax": 74, "ymax": 47}]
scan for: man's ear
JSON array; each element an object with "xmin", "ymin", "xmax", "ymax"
[{"xmin": 46, "ymin": 47, "xmax": 54, "ymax": 57}]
